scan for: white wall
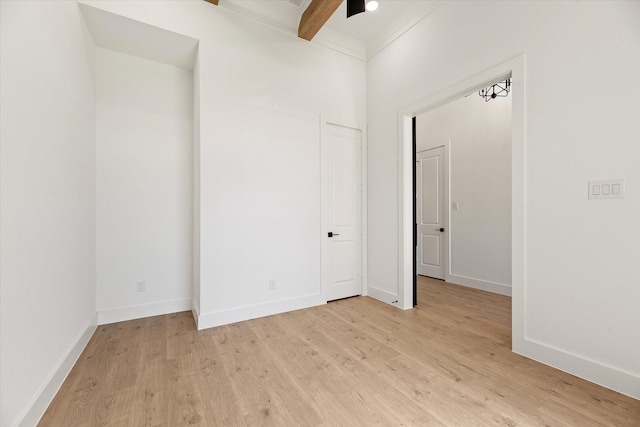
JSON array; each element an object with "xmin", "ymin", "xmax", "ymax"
[
  {"xmin": 0, "ymin": 2, "xmax": 97, "ymax": 426},
  {"xmin": 368, "ymin": 0, "xmax": 640, "ymax": 398},
  {"xmin": 81, "ymin": 1, "xmax": 367, "ymax": 328},
  {"xmin": 417, "ymin": 92, "xmax": 511, "ymax": 294},
  {"xmin": 95, "ymin": 48, "xmax": 193, "ymax": 324}
]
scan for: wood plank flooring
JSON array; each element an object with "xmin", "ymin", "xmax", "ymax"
[{"xmin": 39, "ymin": 277, "xmax": 640, "ymax": 426}]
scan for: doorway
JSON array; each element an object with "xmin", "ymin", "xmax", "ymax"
[{"xmin": 398, "ymin": 55, "xmax": 525, "ymax": 353}]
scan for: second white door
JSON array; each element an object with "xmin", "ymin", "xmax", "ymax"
[
  {"xmin": 417, "ymin": 146, "xmax": 445, "ymax": 279},
  {"xmin": 323, "ymin": 123, "xmax": 362, "ymax": 301}
]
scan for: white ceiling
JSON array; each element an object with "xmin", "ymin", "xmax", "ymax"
[
  {"xmin": 324, "ymin": 1, "xmax": 437, "ymax": 42},
  {"xmin": 80, "ymin": 1, "xmax": 439, "ymax": 65},
  {"xmin": 218, "ymin": 0, "xmax": 439, "ymax": 59}
]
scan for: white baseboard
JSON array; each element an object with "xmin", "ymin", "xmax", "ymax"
[
  {"xmin": 196, "ymin": 294, "xmax": 325, "ymax": 330},
  {"xmin": 515, "ymin": 337, "xmax": 640, "ymax": 400},
  {"xmin": 367, "ymin": 286, "xmax": 402, "ymax": 307},
  {"xmin": 448, "ymin": 273, "xmax": 512, "ymax": 296},
  {"xmin": 97, "ymin": 298, "xmax": 192, "ymax": 325},
  {"xmin": 18, "ymin": 313, "xmax": 98, "ymax": 427}
]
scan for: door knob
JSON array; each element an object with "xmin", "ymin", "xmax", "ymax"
[
  {"xmin": 434, "ymin": 228, "xmax": 444, "ymax": 232},
  {"xmin": 328, "ymin": 232, "xmax": 340, "ymax": 237}
]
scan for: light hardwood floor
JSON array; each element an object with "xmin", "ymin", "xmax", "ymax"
[{"xmin": 40, "ymin": 277, "xmax": 640, "ymax": 426}]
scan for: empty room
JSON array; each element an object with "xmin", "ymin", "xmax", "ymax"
[{"xmin": 1, "ymin": 1, "xmax": 639, "ymax": 426}]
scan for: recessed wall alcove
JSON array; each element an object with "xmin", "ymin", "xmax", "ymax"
[{"xmin": 80, "ymin": 4, "xmax": 200, "ymax": 324}]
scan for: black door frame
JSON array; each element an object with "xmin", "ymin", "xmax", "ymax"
[{"xmin": 412, "ymin": 117, "xmax": 417, "ymax": 306}]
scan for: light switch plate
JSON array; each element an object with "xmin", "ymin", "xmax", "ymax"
[{"xmin": 589, "ymin": 179, "xmax": 624, "ymax": 199}]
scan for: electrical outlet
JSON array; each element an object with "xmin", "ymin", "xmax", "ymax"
[
  {"xmin": 137, "ymin": 281, "xmax": 146, "ymax": 292},
  {"xmin": 269, "ymin": 279, "xmax": 276, "ymax": 290}
]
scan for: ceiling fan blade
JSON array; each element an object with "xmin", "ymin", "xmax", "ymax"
[{"xmin": 347, "ymin": 0, "xmax": 365, "ymax": 18}]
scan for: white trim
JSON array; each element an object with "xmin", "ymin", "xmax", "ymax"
[
  {"xmin": 444, "ymin": 141, "xmax": 451, "ymax": 284},
  {"xmin": 510, "ymin": 56, "xmax": 527, "ymax": 358},
  {"xmin": 313, "ymin": 28, "xmax": 367, "ymax": 61},
  {"xmin": 196, "ymin": 294, "xmax": 325, "ymax": 330},
  {"xmin": 398, "ymin": 115, "xmax": 414, "ymax": 309},
  {"xmin": 191, "ymin": 299, "xmax": 200, "ymax": 329},
  {"xmin": 192, "ymin": 49, "xmax": 202, "ymax": 329},
  {"xmin": 361, "ymin": 124, "xmax": 369, "ymax": 296},
  {"xmin": 518, "ymin": 338, "xmax": 640, "ymax": 400},
  {"xmin": 17, "ymin": 313, "xmax": 98, "ymax": 427},
  {"xmin": 97, "ymin": 298, "xmax": 192, "ymax": 325},
  {"xmin": 216, "ymin": 1, "xmax": 298, "ymax": 37},
  {"xmin": 320, "ymin": 115, "xmax": 329, "ymax": 303},
  {"xmin": 366, "ymin": 286, "xmax": 400, "ymax": 305},
  {"xmin": 447, "ymin": 274, "xmax": 512, "ymax": 297}
]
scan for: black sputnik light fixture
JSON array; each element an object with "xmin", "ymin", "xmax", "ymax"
[
  {"xmin": 347, "ymin": 0, "xmax": 378, "ymax": 18},
  {"xmin": 479, "ymin": 79, "xmax": 511, "ymax": 102}
]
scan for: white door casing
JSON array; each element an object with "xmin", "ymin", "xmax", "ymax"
[
  {"xmin": 322, "ymin": 123, "xmax": 362, "ymax": 301},
  {"xmin": 417, "ymin": 146, "xmax": 445, "ymax": 279}
]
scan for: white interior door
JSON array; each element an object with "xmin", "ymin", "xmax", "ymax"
[
  {"xmin": 323, "ymin": 123, "xmax": 362, "ymax": 301},
  {"xmin": 417, "ymin": 146, "xmax": 445, "ymax": 279}
]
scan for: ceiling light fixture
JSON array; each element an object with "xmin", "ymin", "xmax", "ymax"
[
  {"xmin": 347, "ymin": 0, "xmax": 378, "ymax": 18},
  {"xmin": 479, "ymin": 79, "xmax": 511, "ymax": 102}
]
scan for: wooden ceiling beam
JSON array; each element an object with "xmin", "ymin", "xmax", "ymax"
[
  {"xmin": 204, "ymin": 0, "xmax": 219, "ymax": 5},
  {"xmin": 298, "ymin": 0, "xmax": 342, "ymax": 41}
]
